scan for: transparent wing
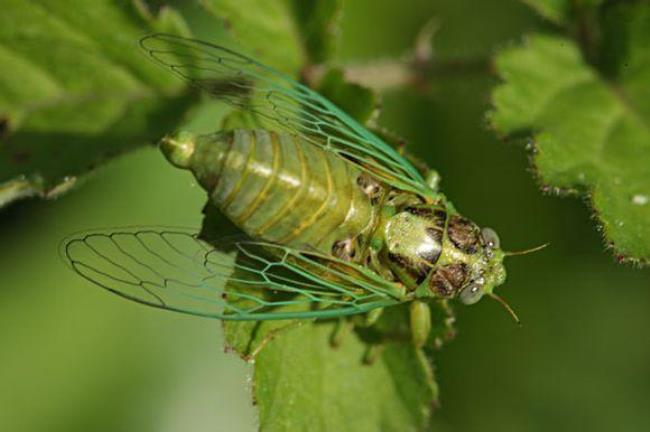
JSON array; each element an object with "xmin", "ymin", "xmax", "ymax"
[
  {"xmin": 139, "ymin": 33, "xmax": 432, "ymax": 198},
  {"xmin": 61, "ymin": 227, "xmax": 401, "ymax": 321}
]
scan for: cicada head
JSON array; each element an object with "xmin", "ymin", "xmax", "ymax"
[
  {"xmin": 384, "ymin": 206, "xmax": 508, "ymax": 307},
  {"xmin": 452, "ymin": 226, "xmax": 507, "ymax": 306}
]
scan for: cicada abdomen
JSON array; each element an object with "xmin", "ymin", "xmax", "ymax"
[{"xmin": 161, "ymin": 129, "xmax": 376, "ymax": 256}]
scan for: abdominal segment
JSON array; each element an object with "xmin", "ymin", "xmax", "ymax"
[{"xmin": 190, "ymin": 129, "xmax": 376, "ymax": 255}]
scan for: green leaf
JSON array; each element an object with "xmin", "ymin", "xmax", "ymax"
[
  {"xmin": 520, "ymin": 0, "xmax": 604, "ymax": 24},
  {"xmin": 219, "ymin": 297, "xmax": 438, "ymax": 431},
  {"xmin": 290, "ymin": 0, "xmax": 342, "ymax": 64},
  {"xmin": 491, "ymin": 6, "xmax": 650, "ymax": 264},
  {"xmin": 201, "ymin": 0, "xmax": 341, "ymax": 72},
  {"xmin": 201, "ymin": 0, "xmax": 303, "ymax": 73},
  {"xmin": 252, "ymin": 320, "xmax": 436, "ymax": 432},
  {"xmin": 316, "ymin": 68, "xmax": 378, "ymax": 124},
  {"xmin": 0, "ymin": 0, "xmax": 197, "ymax": 207},
  {"xmin": 521, "ymin": 0, "xmax": 571, "ymax": 24}
]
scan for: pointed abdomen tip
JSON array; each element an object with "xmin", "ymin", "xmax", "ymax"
[{"xmin": 160, "ymin": 131, "xmax": 195, "ymax": 169}]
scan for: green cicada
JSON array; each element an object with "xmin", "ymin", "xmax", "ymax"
[{"xmin": 63, "ymin": 34, "xmax": 532, "ymax": 352}]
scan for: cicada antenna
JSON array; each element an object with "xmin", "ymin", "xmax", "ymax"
[
  {"xmin": 487, "ymin": 292, "xmax": 521, "ymax": 326},
  {"xmin": 504, "ymin": 243, "xmax": 549, "ymax": 257}
]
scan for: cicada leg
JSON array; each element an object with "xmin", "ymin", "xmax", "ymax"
[
  {"xmin": 330, "ymin": 318, "xmax": 353, "ymax": 348},
  {"xmin": 354, "ymin": 307, "xmax": 384, "ymax": 327},
  {"xmin": 242, "ymin": 319, "xmax": 307, "ymax": 362},
  {"xmin": 360, "ymin": 308, "xmax": 388, "ymax": 365},
  {"xmin": 367, "ymin": 248, "xmax": 395, "ymax": 280},
  {"xmin": 429, "ymin": 299, "xmax": 457, "ymax": 349},
  {"xmin": 409, "ymin": 300, "xmax": 432, "ymax": 349},
  {"xmin": 362, "ymin": 304, "xmax": 436, "ymax": 364},
  {"xmin": 363, "ymin": 343, "xmax": 385, "ymax": 365},
  {"xmin": 356, "ymin": 308, "xmax": 387, "ymax": 365},
  {"xmin": 405, "ymin": 299, "xmax": 458, "ymax": 352},
  {"xmin": 424, "ymin": 169, "xmax": 441, "ymax": 192},
  {"xmin": 330, "ymin": 307, "xmax": 384, "ymax": 348}
]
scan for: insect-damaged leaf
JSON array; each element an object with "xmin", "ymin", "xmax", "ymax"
[
  {"xmin": 490, "ymin": 3, "xmax": 650, "ymax": 264},
  {"xmin": 0, "ymin": 0, "xmax": 198, "ymax": 207}
]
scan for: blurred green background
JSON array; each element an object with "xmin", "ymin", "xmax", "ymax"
[{"xmin": 2, "ymin": 1, "xmax": 650, "ymax": 431}]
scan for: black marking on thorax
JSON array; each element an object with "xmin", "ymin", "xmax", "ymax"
[
  {"xmin": 447, "ymin": 215, "xmax": 481, "ymax": 254},
  {"xmin": 429, "ymin": 263, "xmax": 469, "ymax": 298}
]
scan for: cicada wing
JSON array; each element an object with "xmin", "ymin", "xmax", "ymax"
[
  {"xmin": 139, "ymin": 34, "xmax": 432, "ymax": 198},
  {"xmin": 61, "ymin": 227, "xmax": 400, "ymax": 321}
]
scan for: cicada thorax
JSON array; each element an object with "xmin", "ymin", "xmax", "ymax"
[
  {"xmin": 382, "ymin": 202, "xmax": 486, "ymax": 299},
  {"xmin": 175, "ymin": 129, "xmax": 380, "ymax": 256}
]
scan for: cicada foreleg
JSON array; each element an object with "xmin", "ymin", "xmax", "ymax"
[
  {"xmin": 409, "ymin": 300, "xmax": 432, "ymax": 348},
  {"xmin": 366, "ymin": 247, "xmax": 395, "ymax": 281},
  {"xmin": 406, "ymin": 299, "xmax": 458, "ymax": 350}
]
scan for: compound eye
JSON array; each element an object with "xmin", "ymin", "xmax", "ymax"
[
  {"xmin": 481, "ymin": 227, "xmax": 500, "ymax": 249},
  {"xmin": 459, "ymin": 283, "xmax": 484, "ymax": 305}
]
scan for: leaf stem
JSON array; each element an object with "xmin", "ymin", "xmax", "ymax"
[
  {"xmin": 302, "ymin": 18, "xmax": 490, "ymax": 93},
  {"xmin": 340, "ymin": 57, "xmax": 491, "ymax": 92}
]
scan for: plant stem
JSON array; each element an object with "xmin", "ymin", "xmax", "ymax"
[{"xmin": 347, "ymin": 57, "xmax": 491, "ymax": 91}]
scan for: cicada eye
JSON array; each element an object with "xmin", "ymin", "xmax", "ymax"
[
  {"xmin": 481, "ymin": 227, "xmax": 500, "ymax": 249},
  {"xmin": 459, "ymin": 283, "xmax": 484, "ymax": 305}
]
